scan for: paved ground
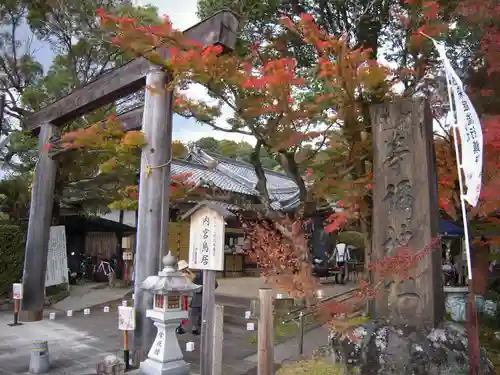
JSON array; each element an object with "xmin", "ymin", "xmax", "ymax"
[
  {"xmin": 0, "ymin": 280, "xmax": 355, "ymax": 375},
  {"xmin": 52, "ymin": 283, "xmax": 131, "ymax": 312},
  {"xmin": 215, "ymin": 277, "xmax": 354, "ymax": 300},
  {"xmin": 0, "ymin": 299, "xmax": 255, "ymax": 375},
  {"xmin": 54, "ymin": 278, "xmax": 354, "ymax": 313}
]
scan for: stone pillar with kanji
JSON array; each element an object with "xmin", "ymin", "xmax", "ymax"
[{"xmin": 370, "ymin": 98, "xmax": 444, "ymax": 327}]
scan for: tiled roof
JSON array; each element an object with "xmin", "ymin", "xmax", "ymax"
[
  {"xmin": 173, "ymin": 148, "xmax": 301, "ymax": 210},
  {"xmin": 171, "ymin": 159, "xmax": 257, "ymax": 196},
  {"xmin": 62, "ymin": 148, "xmax": 301, "ymax": 211}
]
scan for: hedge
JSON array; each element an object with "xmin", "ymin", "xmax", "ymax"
[{"xmin": 0, "ymin": 225, "xmax": 25, "ymax": 296}]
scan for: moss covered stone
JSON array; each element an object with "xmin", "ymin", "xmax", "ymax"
[{"xmin": 276, "ymin": 359, "xmax": 345, "ymax": 375}]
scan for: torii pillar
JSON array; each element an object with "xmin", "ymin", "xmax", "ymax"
[
  {"xmin": 133, "ymin": 66, "xmax": 174, "ymax": 361},
  {"xmin": 20, "ymin": 123, "xmax": 59, "ymax": 321}
]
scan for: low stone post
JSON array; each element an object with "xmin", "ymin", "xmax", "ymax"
[{"xmin": 138, "ymin": 251, "xmax": 201, "ymax": 375}]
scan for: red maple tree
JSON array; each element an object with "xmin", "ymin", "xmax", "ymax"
[
  {"xmin": 435, "ymin": 0, "xmax": 500, "ymax": 232},
  {"xmin": 56, "ymin": 6, "xmax": 453, "ymax": 312}
]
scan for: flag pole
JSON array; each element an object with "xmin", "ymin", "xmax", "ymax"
[
  {"xmin": 420, "ymin": 31, "xmax": 474, "ymax": 280},
  {"xmin": 445, "ymin": 75, "xmax": 480, "ymax": 375},
  {"xmin": 422, "ymin": 32, "xmax": 480, "ymax": 375},
  {"xmin": 445, "ymin": 77, "xmax": 473, "ymax": 284}
]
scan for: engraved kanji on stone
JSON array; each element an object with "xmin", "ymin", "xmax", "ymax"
[
  {"xmin": 383, "ymin": 224, "xmax": 413, "ymax": 256},
  {"xmin": 383, "ymin": 180, "xmax": 414, "ymax": 222},
  {"xmin": 384, "ymin": 128, "xmax": 410, "ymax": 174}
]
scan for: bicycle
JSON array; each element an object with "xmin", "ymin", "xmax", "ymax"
[{"xmin": 96, "ymin": 260, "xmax": 115, "ymax": 276}]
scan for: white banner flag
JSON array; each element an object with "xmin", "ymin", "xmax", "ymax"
[{"xmin": 431, "ymin": 39, "xmax": 483, "ymax": 207}]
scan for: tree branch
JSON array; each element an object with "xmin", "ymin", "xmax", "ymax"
[
  {"xmin": 250, "ymin": 139, "xmax": 276, "ymax": 218},
  {"xmin": 278, "ymin": 150, "xmax": 308, "ymax": 204}
]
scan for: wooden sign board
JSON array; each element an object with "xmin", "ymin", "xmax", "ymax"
[
  {"xmin": 122, "ymin": 252, "xmax": 133, "ymax": 261},
  {"xmin": 45, "ymin": 226, "xmax": 69, "ymax": 287},
  {"xmin": 188, "ymin": 207, "xmax": 225, "ymax": 271},
  {"xmin": 122, "ymin": 237, "xmax": 132, "ymax": 249},
  {"xmin": 118, "ymin": 306, "xmax": 136, "ymax": 331}
]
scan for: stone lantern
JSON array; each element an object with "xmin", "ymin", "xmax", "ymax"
[{"xmin": 138, "ymin": 251, "xmax": 201, "ymax": 375}]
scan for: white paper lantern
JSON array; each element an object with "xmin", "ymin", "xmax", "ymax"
[{"xmin": 186, "ymin": 342, "xmax": 195, "ymax": 352}]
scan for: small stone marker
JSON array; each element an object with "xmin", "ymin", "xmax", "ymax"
[
  {"xmin": 29, "ymin": 341, "xmax": 50, "ymax": 374},
  {"xmin": 104, "ymin": 306, "xmax": 110, "ymax": 313},
  {"xmin": 246, "ymin": 322, "xmax": 255, "ymax": 331},
  {"xmin": 186, "ymin": 342, "xmax": 195, "ymax": 352},
  {"xmin": 97, "ymin": 355, "xmax": 125, "ymax": 375},
  {"xmin": 49, "ymin": 312, "xmax": 55, "ymax": 320},
  {"xmin": 84, "ymin": 308, "xmax": 90, "ymax": 315},
  {"xmin": 245, "ymin": 311, "xmax": 251, "ymax": 319},
  {"xmin": 122, "ymin": 300, "xmax": 127, "ymax": 307},
  {"xmin": 67, "ymin": 310, "xmax": 73, "ymax": 317}
]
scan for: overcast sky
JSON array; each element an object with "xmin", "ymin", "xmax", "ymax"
[{"xmin": 22, "ymin": 0, "xmax": 252, "ymax": 144}]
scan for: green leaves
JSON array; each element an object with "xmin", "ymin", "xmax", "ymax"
[
  {"xmin": 0, "ymin": 225, "xmax": 25, "ymax": 296},
  {"xmin": 0, "ymin": 0, "xmax": 163, "ymax": 214}
]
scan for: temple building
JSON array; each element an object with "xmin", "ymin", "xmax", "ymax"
[{"xmin": 57, "ymin": 146, "xmax": 315, "ymax": 279}]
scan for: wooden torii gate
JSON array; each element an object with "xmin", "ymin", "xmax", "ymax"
[{"xmin": 21, "ymin": 10, "xmax": 238, "ymax": 359}]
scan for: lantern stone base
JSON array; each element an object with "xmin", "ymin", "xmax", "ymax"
[
  {"xmin": 139, "ymin": 358, "xmax": 189, "ymax": 375},
  {"xmin": 139, "ymin": 309, "xmax": 190, "ymax": 375}
]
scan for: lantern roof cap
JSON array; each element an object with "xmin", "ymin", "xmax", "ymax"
[
  {"xmin": 162, "ymin": 251, "xmax": 177, "ymax": 272},
  {"xmin": 138, "ymin": 251, "xmax": 201, "ymax": 295}
]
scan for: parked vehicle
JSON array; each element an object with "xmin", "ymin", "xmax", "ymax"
[
  {"xmin": 68, "ymin": 252, "xmax": 86, "ymax": 284},
  {"xmin": 311, "ymin": 243, "xmax": 351, "ymax": 284},
  {"xmin": 312, "ymin": 256, "xmax": 347, "ymax": 283}
]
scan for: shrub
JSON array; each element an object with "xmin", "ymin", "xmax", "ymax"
[{"xmin": 0, "ymin": 225, "xmax": 25, "ymax": 296}]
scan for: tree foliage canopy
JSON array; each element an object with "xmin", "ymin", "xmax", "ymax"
[{"xmin": 0, "ymin": 0, "xmax": 161, "ymax": 217}]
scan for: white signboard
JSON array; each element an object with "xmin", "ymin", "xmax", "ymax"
[
  {"xmin": 12, "ymin": 283, "xmax": 23, "ymax": 300},
  {"xmin": 118, "ymin": 306, "xmax": 136, "ymax": 331},
  {"xmin": 45, "ymin": 226, "xmax": 69, "ymax": 287},
  {"xmin": 188, "ymin": 207, "xmax": 225, "ymax": 271}
]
